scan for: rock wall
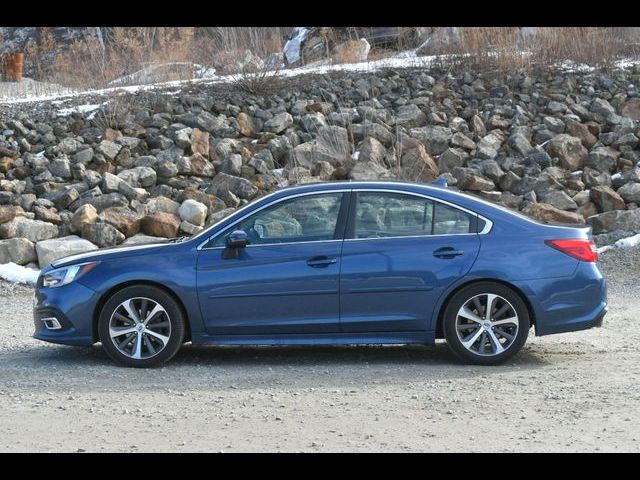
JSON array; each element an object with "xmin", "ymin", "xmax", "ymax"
[{"xmin": 1, "ymin": 65, "xmax": 640, "ymax": 268}]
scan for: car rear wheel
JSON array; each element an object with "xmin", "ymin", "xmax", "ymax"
[
  {"xmin": 98, "ymin": 285, "xmax": 185, "ymax": 368},
  {"xmin": 443, "ymin": 282, "xmax": 529, "ymax": 365}
]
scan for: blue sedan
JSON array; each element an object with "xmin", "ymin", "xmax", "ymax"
[{"xmin": 33, "ymin": 181, "xmax": 607, "ymax": 367}]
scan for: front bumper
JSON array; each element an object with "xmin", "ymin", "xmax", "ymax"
[{"xmin": 33, "ymin": 280, "xmax": 98, "ymax": 346}]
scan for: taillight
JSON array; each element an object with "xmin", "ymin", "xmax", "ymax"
[{"xmin": 544, "ymin": 239, "xmax": 598, "ymax": 262}]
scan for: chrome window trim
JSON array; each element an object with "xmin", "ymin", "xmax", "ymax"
[
  {"xmin": 197, "ymin": 189, "xmax": 348, "ymax": 250},
  {"xmin": 352, "ymin": 188, "xmax": 493, "ymax": 237},
  {"xmin": 197, "ymin": 187, "xmax": 493, "ymax": 251}
]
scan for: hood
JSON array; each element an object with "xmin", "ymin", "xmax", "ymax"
[{"xmin": 50, "ymin": 240, "xmax": 173, "ymax": 269}]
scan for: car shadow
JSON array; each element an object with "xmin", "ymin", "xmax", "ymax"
[
  {"xmin": 7, "ymin": 341, "xmax": 552, "ymax": 372},
  {"xmin": 0, "ymin": 342, "xmax": 563, "ymax": 395},
  {"xmin": 172, "ymin": 342, "xmax": 553, "ymax": 369}
]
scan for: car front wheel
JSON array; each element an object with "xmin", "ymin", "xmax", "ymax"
[
  {"xmin": 98, "ymin": 285, "xmax": 185, "ymax": 368},
  {"xmin": 443, "ymin": 282, "xmax": 530, "ymax": 365}
]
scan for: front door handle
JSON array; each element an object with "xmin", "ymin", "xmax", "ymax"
[
  {"xmin": 306, "ymin": 256, "xmax": 337, "ymax": 268},
  {"xmin": 433, "ymin": 247, "xmax": 464, "ymax": 259}
]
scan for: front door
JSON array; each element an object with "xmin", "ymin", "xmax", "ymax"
[
  {"xmin": 197, "ymin": 191, "xmax": 348, "ymax": 335},
  {"xmin": 339, "ymin": 191, "xmax": 481, "ymax": 333}
]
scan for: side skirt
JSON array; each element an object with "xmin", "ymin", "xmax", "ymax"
[{"xmin": 191, "ymin": 331, "xmax": 435, "ymax": 346}]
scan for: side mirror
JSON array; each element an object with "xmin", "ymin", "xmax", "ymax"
[{"xmin": 225, "ymin": 230, "xmax": 248, "ymax": 249}]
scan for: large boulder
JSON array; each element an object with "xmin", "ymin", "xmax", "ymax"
[
  {"xmin": 141, "ymin": 212, "xmax": 181, "ymax": 238},
  {"xmin": 537, "ymin": 190, "xmax": 578, "ymax": 211},
  {"xmin": 585, "ymin": 146, "xmax": 620, "ymax": 173},
  {"xmin": 453, "ymin": 167, "xmax": 495, "ymax": 191},
  {"xmin": 331, "ymin": 38, "xmax": 370, "ymax": 63},
  {"xmin": 190, "ymin": 129, "xmax": 210, "ymax": 157},
  {"xmin": 179, "ymin": 199, "xmax": 208, "ymax": 227},
  {"xmin": 621, "ymin": 98, "xmax": 640, "ymax": 120},
  {"xmin": 99, "ymin": 207, "xmax": 143, "ymax": 237},
  {"xmin": 236, "ymin": 112, "xmax": 256, "ymax": 137},
  {"xmin": 0, "ymin": 238, "xmax": 37, "ymax": 265},
  {"xmin": 70, "ymin": 192, "xmax": 129, "ymax": 213},
  {"xmin": 358, "ymin": 136, "xmax": 387, "ymax": 166},
  {"xmin": 587, "ymin": 208, "xmax": 640, "ymax": 234},
  {"xmin": 350, "ymin": 122, "xmax": 394, "ymax": 147},
  {"xmin": 409, "ymin": 126, "xmax": 451, "ymax": 155},
  {"xmin": 71, "ymin": 204, "xmax": 98, "ymax": 233},
  {"xmin": 522, "ymin": 203, "xmax": 585, "ymax": 225},
  {"xmin": 566, "ymin": 120, "xmax": 597, "ymax": 149},
  {"xmin": 96, "ymin": 140, "xmax": 122, "ymax": 161},
  {"xmin": 81, "ymin": 222, "xmax": 125, "ymax": 248},
  {"xmin": 617, "ymin": 182, "xmax": 640, "ymax": 204},
  {"xmin": 294, "ymin": 125, "xmax": 351, "ymax": 168},
  {"xmin": 264, "ymin": 112, "xmax": 293, "ymax": 134},
  {"xmin": 397, "ymin": 141, "xmax": 440, "ymax": 183},
  {"xmin": 0, "ymin": 205, "xmax": 24, "ymax": 224},
  {"xmin": 145, "ymin": 196, "xmax": 181, "ymax": 215},
  {"xmin": 118, "ymin": 166, "xmax": 157, "ymax": 188},
  {"xmin": 395, "ymin": 104, "xmax": 427, "ymax": 129},
  {"xmin": 545, "ymin": 134, "xmax": 587, "ymax": 171},
  {"xmin": 0, "ymin": 217, "xmax": 59, "ymax": 242},
  {"xmin": 206, "ymin": 173, "xmax": 258, "ymax": 200},
  {"xmin": 590, "ymin": 186, "xmax": 626, "ymax": 212},
  {"xmin": 35, "ymin": 236, "xmax": 98, "ymax": 268},
  {"xmin": 349, "ymin": 161, "xmax": 390, "ymax": 181},
  {"xmin": 123, "ymin": 234, "xmax": 171, "ymax": 245}
]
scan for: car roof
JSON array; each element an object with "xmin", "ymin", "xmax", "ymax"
[{"xmin": 269, "ymin": 180, "xmax": 503, "ymax": 214}]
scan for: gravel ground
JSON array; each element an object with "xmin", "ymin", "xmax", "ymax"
[{"xmin": 0, "ymin": 248, "xmax": 639, "ymax": 452}]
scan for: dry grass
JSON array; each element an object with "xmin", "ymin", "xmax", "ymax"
[
  {"xmin": 12, "ymin": 27, "xmax": 640, "ymax": 94},
  {"xmin": 20, "ymin": 27, "xmax": 290, "ymax": 90},
  {"xmin": 432, "ymin": 27, "xmax": 640, "ymax": 75}
]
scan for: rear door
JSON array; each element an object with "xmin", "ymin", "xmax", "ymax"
[{"xmin": 339, "ymin": 190, "xmax": 481, "ymax": 333}]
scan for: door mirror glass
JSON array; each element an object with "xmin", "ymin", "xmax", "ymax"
[{"xmin": 226, "ymin": 230, "xmax": 249, "ymax": 248}]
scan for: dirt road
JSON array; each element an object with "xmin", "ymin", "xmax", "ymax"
[{"xmin": 1, "ymin": 248, "xmax": 638, "ymax": 452}]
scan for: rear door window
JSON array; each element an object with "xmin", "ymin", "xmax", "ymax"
[{"xmin": 353, "ymin": 191, "xmax": 477, "ymax": 238}]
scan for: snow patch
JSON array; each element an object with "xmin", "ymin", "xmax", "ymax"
[
  {"xmin": 0, "ymin": 262, "xmax": 40, "ymax": 284},
  {"xmin": 283, "ymin": 27, "xmax": 311, "ymax": 65},
  {"xmin": 559, "ymin": 60, "xmax": 594, "ymax": 73},
  {"xmin": 597, "ymin": 245, "xmax": 614, "ymax": 254},
  {"xmin": 614, "ymin": 233, "xmax": 640, "ymax": 249},
  {"xmin": 57, "ymin": 102, "xmax": 106, "ymax": 117},
  {"xmin": 597, "ymin": 233, "xmax": 640, "ymax": 254}
]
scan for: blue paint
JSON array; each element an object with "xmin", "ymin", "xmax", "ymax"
[{"xmin": 33, "ymin": 181, "xmax": 607, "ymax": 354}]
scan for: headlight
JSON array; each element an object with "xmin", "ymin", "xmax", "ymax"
[{"xmin": 42, "ymin": 262, "xmax": 99, "ymax": 288}]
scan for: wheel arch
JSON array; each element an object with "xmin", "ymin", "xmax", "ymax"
[
  {"xmin": 92, "ymin": 280, "xmax": 192, "ymax": 343},
  {"xmin": 434, "ymin": 278, "xmax": 536, "ymax": 339}
]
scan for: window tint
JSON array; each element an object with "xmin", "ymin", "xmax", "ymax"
[
  {"xmin": 354, "ymin": 192, "xmax": 434, "ymax": 238},
  {"xmin": 433, "ymin": 202, "xmax": 475, "ymax": 234},
  {"xmin": 212, "ymin": 193, "xmax": 344, "ymax": 246},
  {"xmin": 353, "ymin": 192, "xmax": 477, "ymax": 238}
]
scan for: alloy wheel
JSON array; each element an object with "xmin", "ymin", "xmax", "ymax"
[
  {"xmin": 455, "ymin": 293, "xmax": 519, "ymax": 356},
  {"xmin": 108, "ymin": 297, "xmax": 171, "ymax": 360}
]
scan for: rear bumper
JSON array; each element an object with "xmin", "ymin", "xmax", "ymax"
[
  {"xmin": 513, "ymin": 261, "xmax": 607, "ymax": 337},
  {"xmin": 535, "ymin": 302, "xmax": 607, "ymax": 336}
]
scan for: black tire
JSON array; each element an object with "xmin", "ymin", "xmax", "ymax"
[
  {"xmin": 98, "ymin": 285, "xmax": 185, "ymax": 368},
  {"xmin": 443, "ymin": 282, "xmax": 529, "ymax": 366}
]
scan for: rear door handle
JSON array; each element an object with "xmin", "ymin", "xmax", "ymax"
[
  {"xmin": 433, "ymin": 247, "xmax": 464, "ymax": 259},
  {"xmin": 306, "ymin": 256, "xmax": 337, "ymax": 268}
]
